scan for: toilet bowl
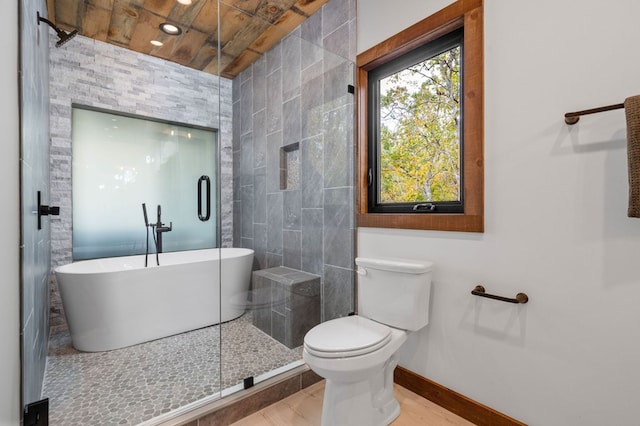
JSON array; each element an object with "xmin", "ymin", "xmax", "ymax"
[
  {"xmin": 303, "ymin": 257, "xmax": 433, "ymax": 426},
  {"xmin": 303, "ymin": 316, "xmax": 408, "ymax": 426}
]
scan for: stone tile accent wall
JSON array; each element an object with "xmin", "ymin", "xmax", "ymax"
[
  {"xmin": 48, "ymin": 35, "xmax": 233, "ymax": 332},
  {"xmin": 232, "ymin": 0, "xmax": 356, "ymax": 321},
  {"xmin": 21, "ymin": 0, "xmax": 51, "ymax": 405}
]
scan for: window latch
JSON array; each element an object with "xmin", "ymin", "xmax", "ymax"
[
  {"xmin": 368, "ymin": 168, "xmax": 372, "ymax": 186},
  {"xmin": 413, "ymin": 203, "xmax": 436, "ymax": 211}
]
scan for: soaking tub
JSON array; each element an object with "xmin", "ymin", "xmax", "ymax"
[{"xmin": 55, "ymin": 248, "xmax": 254, "ymax": 352}]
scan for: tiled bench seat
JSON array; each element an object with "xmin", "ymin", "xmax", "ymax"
[{"xmin": 251, "ymin": 267, "xmax": 321, "ymax": 349}]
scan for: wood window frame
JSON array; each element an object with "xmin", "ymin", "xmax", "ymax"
[{"xmin": 356, "ymin": 0, "xmax": 484, "ymax": 232}]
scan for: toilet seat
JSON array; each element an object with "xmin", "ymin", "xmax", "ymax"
[{"xmin": 304, "ymin": 316, "xmax": 392, "ymax": 358}]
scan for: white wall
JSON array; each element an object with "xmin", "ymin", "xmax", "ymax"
[
  {"xmin": 0, "ymin": 1, "xmax": 22, "ymax": 425},
  {"xmin": 357, "ymin": 0, "xmax": 453, "ymax": 52},
  {"xmin": 358, "ymin": 1, "xmax": 640, "ymax": 424}
]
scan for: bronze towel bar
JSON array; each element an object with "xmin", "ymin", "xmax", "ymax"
[
  {"xmin": 471, "ymin": 285, "xmax": 529, "ymax": 304},
  {"xmin": 564, "ymin": 102, "xmax": 624, "ymax": 125}
]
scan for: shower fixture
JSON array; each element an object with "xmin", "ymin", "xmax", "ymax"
[
  {"xmin": 141, "ymin": 203, "xmax": 173, "ymax": 267},
  {"xmin": 37, "ymin": 12, "xmax": 78, "ymax": 48},
  {"xmin": 153, "ymin": 204, "xmax": 173, "ymax": 253}
]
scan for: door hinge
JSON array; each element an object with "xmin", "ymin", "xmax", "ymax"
[
  {"xmin": 24, "ymin": 398, "xmax": 48, "ymax": 426},
  {"xmin": 243, "ymin": 376, "xmax": 254, "ymax": 390}
]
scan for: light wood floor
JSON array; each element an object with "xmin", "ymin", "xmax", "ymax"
[{"xmin": 230, "ymin": 380, "xmax": 474, "ymax": 426}]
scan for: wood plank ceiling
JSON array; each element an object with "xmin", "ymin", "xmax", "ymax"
[{"xmin": 47, "ymin": 0, "xmax": 329, "ymax": 79}]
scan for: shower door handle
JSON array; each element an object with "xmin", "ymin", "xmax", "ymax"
[
  {"xmin": 37, "ymin": 190, "xmax": 60, "ymax": 230},
  {"xmin": 197, "ymin": 175, "xmax": 211, "ymax": 222}
]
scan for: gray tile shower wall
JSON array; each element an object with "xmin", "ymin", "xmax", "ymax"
[
  {"xmin": 48, "ymin": 35, "xmax": 234, "ymax": 332},
  {"xmin": 233, "ymin": 0, "xmax": 356, "ymax": 321}
]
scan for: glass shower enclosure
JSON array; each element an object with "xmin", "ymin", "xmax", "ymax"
[
  {"xmin": 219, "ymin": 0, "xmax": 356, "ymax": 393},
  {"xmin": 20, "ymin": 0, "xmax": 355, "ymax": 424}
]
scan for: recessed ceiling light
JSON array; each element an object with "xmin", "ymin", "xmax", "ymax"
[
  {"xmin": 150, "ymin": 40, "xmax": 163, "ymax": 47},
  {"xmin": 177, "ymin": 0, "xmax": 192, "ymax": 4},
  {"xmin": 159, "ymin": 23, "xmax": 182, "ymax": 36}
]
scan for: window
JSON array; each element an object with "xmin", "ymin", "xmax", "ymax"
[
  {"xmin": 72, "ymin": 106, "xmax": 218, "ymax": 259},
  {"xmin": 368, "ymin": 29, "xmax": 463, "ymax": 214},
  {"xmin": 357, "ymin": 0, "xmax": 483, "ymax": 232}
]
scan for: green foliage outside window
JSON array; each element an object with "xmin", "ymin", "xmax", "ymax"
[{"xmin": 378, "ymin": 46, "xmax": 461, "ymax": 204}]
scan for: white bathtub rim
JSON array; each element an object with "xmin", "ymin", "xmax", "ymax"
[{"xmin": 55, "ymin": 247, "xmax": 254, "ymax": 274}]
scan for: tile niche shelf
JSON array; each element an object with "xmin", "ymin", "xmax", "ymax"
[{"xmin": 280, "ymin": 142, "xmax": 300, "ymax": 190}]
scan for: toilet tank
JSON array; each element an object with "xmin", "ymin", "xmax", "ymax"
[{"xmin": 355, "ymin": 257, "xmax": 433, "ymax": 331}]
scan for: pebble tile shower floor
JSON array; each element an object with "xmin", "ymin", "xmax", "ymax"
[{"xmin": 42, "ymin": 313, "xmax": 303, "ymax": 425}]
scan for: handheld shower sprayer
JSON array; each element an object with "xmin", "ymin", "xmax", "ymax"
[
  {"xmin": 142, "ymin": 203, "xmax": 149, "ymax": 227},
  {"xmin": 37, "ymin": 12, "xmax": 78, "ymax": 48},
  {"xmin": 142, "ymin": 203, "xmax": 157, "ymax": 267}
]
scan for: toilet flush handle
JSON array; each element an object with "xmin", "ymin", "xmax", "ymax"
[{"xmin": 356, "ymin": 267, "xmax": 367, "ymax": 276}]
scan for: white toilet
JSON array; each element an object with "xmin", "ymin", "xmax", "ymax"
[{"xmin": 303, "ymin": 257, "xmax": 433, "ymax": 426}]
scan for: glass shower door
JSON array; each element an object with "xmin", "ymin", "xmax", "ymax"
[
  {"xmin": 219, "ymin": 0, "xmax": 356, "ymax": 395},
  {"xmin": 32, "ymin": 1, "xmax": 226, "ymax": 421}
]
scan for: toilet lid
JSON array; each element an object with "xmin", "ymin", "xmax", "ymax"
[{"xmin": 304, "ymin": 316, "xmax": 392, "ymax": 358}]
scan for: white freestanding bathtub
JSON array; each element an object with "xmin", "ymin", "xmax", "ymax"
[{"xmin": 55, "ymin": 248, "xmax": 254, "ymax": 352}]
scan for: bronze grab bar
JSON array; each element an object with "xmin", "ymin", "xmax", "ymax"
[
  {"xmin": 564, "ymin": 102, "xmax": 624, "ymax": 125},
  {"xmin": 471, "ymin": 285, "xmax": 529, "ymax": 304}
]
